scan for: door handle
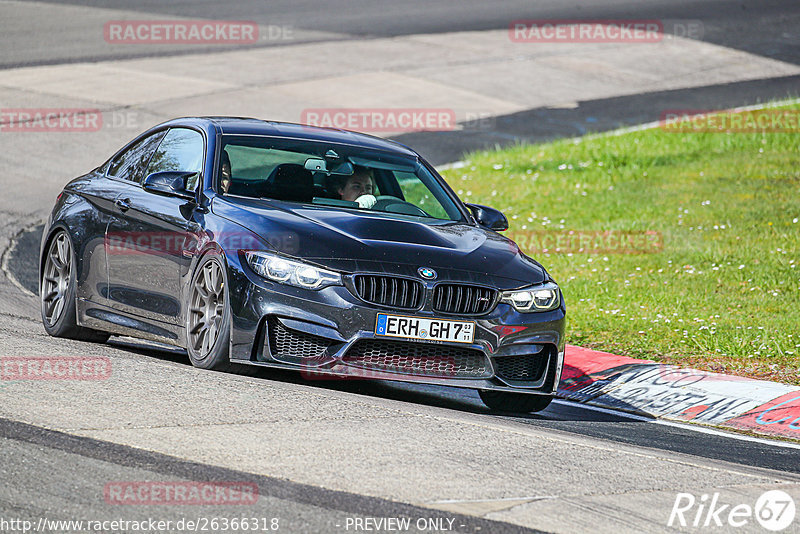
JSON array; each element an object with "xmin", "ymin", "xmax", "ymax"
[{"xmin": 115, "ymin": 198, "xmax": 131, "ymax": 211}]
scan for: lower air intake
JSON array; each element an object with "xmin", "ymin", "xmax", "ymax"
[
  {"xmin": 268, "ymin": 317, "xmax": 334, "ymax": 360},
  {"xmin": 493, "ymin": 353, "xmax": 549, "ymax": 382},
  {"xmin": 342, "ymin": 339, "xmax": 490, "ymax": 378}
]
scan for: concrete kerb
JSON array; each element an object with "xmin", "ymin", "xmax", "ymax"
[{"xmin": 559, "ymin": 345, "xmax": 800, "ymax": 441}]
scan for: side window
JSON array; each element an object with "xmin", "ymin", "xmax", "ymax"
[
  {"xmin": 146, "ymin": 128, "xmax": 205, "ymax": 191},
  {"xmin": 108, "ymin": 131, "xmax": 166, "ymax": 183}
]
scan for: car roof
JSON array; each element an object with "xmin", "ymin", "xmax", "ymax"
[{"xmin": 156, "ymin": 116, "xmax": 419, "ymax": 157}]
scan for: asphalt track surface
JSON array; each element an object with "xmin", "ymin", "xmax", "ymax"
[
  {"xmin": 0, "ymin": 418, "xmax": 539, "ymax": 534},
  {"xmin": 9, "ymin": 217, "xmax": 800, "ymax": 473},
  {"xmin": 8, "ymin": 0, "xmax": 800, "ymax": 67},
  {"xmin": 2, "ymin": 1, "xmax": 800, "ymax": 532},
  {"xmin": 5, "ymin": 0, "xmax": 800, "ymax": 164},
  {"xmin": 5, "ymin": 225, "xmax": 800, "ymax": 532},
  {"xmin": 11, "ymin": 225, "xmax": 800, "ymax": 471}
]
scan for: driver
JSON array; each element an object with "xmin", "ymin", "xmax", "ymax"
[{"xmin": 335, "ymin": 166, "xmax": 377, "ymax": 208}]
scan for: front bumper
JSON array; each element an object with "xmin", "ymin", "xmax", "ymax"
[{"xmin": 227, "ymin": 252, "xmax": 566, "ymax": 395}]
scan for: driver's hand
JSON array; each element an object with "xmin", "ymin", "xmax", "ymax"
[{"xmin": 355, "ymin": 194, "xmax": 377, "ymax": 209}]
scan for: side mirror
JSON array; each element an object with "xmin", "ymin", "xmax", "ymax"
[
  {"xmin": 142, "ymin": 171, "xmax": 197, "ymax": 201},
  {"xmin": 466, "ymin": 203, "xmax": 509, "ymax": 231}
]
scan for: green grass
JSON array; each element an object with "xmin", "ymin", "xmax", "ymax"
[{"xmin": 441, "ymin": 103, "xmax": 800, "ymax": 385}]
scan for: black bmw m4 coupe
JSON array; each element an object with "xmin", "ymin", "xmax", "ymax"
[{"xmin": 40, "ymin": 117, "xmax": 566, "ymax": 412}]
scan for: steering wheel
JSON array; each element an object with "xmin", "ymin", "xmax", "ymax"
[{"xmin": 371, "ymin": 196, "xmax": 430, "ymax": 217}]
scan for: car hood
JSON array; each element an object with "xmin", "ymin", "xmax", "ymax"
[{"xmin": 213, "ymin": 198, "xmax": 546, "ymax": 289}]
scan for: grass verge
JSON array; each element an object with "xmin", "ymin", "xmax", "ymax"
[{"xmin": 440, "ymin": 102, "xmax": 800, "ymax": 385}]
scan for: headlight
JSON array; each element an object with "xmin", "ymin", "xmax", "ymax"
[
  {"xmin": 500, "ymin": 282, "xmax": 560, "ymax": 312},
  {"xmin": 244, "ymin": 251, "xmax": 341, "ymax": 290}
]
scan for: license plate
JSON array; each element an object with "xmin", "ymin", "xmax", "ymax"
[{"xmin": 375, "ymin": 313, "xmax": 475, "ymax": 344}]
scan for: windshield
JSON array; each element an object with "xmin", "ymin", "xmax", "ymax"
[{"xmin": 218, "ymin": 135, "xmax": 465, "ymax": 222}]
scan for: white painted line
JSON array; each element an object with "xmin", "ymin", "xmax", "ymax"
[
  {"xmin": 430, "ymin": 495, "xmax": 556, "ymax": 504},
  {"xmin": 552, "ymin": 399, "xmax": 800, "ymax": 450}
]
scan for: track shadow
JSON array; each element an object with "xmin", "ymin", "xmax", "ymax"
[
  {"xmin": 107, "ymin": 336, "xmax": 491, "ymax": 411},
  {"xmin": 107, "ymin": 335, "xmax": 640, "ymax": 422},
  {"xmin": 62, "ymin": 336, "xmax": 800, "ymax": 473}
]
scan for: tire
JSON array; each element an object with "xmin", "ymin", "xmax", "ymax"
[
  {"xmin": 40, "ymin": 230, "xmax": 109, "ymax": 343},
  {"xmin": 478, "ymin": 390, "xmax": 554, "ymax": 413},
  {"xmin": 186, "ymin": 252, "xmax": 232, "ymax": 370}
]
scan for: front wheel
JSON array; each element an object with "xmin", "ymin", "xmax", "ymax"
[
  {"xmin": 186, "ymin": 253, "xmax": 231, "ymax": 370},
  {"xmin": 478, "ymin": 390, "xmax": 554, "ymax": 413}
]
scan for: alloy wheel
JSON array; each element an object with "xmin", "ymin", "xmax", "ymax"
[
  {"xmin": 188, "ymin": 259, "xmax": 226, "ymax": 359},
  {"xmin": 41, "ymin": 232, "xmax": 73, "ymax": 326}
]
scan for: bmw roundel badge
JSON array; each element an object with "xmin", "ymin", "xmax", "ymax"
[{"xmin": 418, "ymin": 267, "xmax": 437, "ymax": 280}]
